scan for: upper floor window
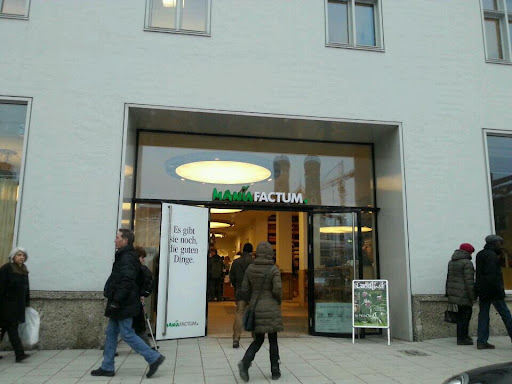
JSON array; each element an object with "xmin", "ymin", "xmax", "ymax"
[
  {"xmin": 145, "ymin": 0, "xmax": 211, "ymax": 35},
  {"xmin": 0, "ymin": 0, "xmax": 30, "ymax": 18},
  {"xmin": 325, "ymin": 0, "xmax": 383, "ymax": 49},
  {"xmin": 481, "ymin": 0, "xmax": 512, "ymax": 62}
]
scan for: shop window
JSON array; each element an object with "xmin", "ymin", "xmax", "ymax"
[
  {"xmin": 481, "ymin": 0, "xmax": 512, "ymax": 62},
  {"xmin": 326, "ymin": 0, "xmax": 383, "ymax": 49},
  {"xmin": 0, "ymin": 101, "xmax": 29, "ymax": 265},
  {"xmin": 487, "ymin": 135, "xmax": 512, "ymax": 289},
  {"xmin": 145, "ymin": 0, "xmax": 211, "ymax": 35},
  {"xmin": 0, "ymin": 0, "xmax": 30, "ymax": 18}
]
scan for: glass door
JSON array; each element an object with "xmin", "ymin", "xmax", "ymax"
[{"xmin": 309, "ymin": 211, "xmax": 359, "ymax": 336}]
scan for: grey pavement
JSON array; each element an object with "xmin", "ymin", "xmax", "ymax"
[{"xmin": 1, "ymin": 336, "xmax": 512, "ymax": 384}]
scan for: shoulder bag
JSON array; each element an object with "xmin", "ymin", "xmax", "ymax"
[{"xmin": 243, "ymin": 266, "xmax": 272, "ymax": 332}]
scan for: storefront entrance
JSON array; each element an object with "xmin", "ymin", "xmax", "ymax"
[
  {"xmin": 132, "ymin": 202, "xmax": 377, "ymax": 338},
  {"xmin": 125, "ymin": 127, "xmax": 378, "ymax": 338}
]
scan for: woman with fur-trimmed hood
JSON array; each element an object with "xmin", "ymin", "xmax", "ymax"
[
  {"xmin": 0, "ymin": 247, "xmax": 30, "ymax": 362},
  {"xmin": 238, "ymin": 241, "xmax": 283, "ymax": 382}
]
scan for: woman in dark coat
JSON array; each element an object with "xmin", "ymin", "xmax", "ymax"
[
  {"xmin": 446, "ymin": 243, "xmax": 476, "ymax": 345},
  {"xmin": 0, "ymin": 247, "xmax": 30, "ymax": 362},
  {"xmin": 238, "ymin": 241, "xmax": 283, "ymax": 382}
]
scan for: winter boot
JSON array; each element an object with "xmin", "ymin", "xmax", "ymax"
[
  {"xmin": 271, "ymin": 364, "xmax": 281, "ymax": 380},
  {"xmin": 238, "ymin": 360, "xmax": 250, "ymax": 382}
]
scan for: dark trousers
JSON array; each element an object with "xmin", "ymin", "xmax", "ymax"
[
  {"xmin": 209, "ymin": 278, "xmax": 223, "ymax": 300},
  {"xmin": 477, "ymin": 299, "xmax": 512, "ymax": 344},
  {"xmin": 456, "ymin": 305, "xmax": 472, "ymax": 341},
  {"xmin": 242, "ymin": 332, "xmax": 279, "ymax": 367},
  {"xmin": 3, "ymin": 324, "xmax": 25, "ymax": 357}
]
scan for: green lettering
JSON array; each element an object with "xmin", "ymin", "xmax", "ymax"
[
  {"xmin": 222, "ymin": 190, "xmax": 233, "ymax": 201},
  {"xmin": 212, "ymin": 188, "xmax": 223, "ymax": 201}
]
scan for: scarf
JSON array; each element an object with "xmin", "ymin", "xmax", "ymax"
[{"xmin": 10, "ymin": 262, "xmax": 28, "ymax": 275}]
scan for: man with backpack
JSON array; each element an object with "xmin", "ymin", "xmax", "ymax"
[{"xmin": 91, "ymin": 229, "xmax": 165, "ymax": 378}]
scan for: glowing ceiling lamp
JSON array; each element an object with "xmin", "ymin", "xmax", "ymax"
[
  {"xmin": 176, "ymin": 161, "xmax": 271, "ymax": 184},
  {"xmin": 210, "ymin": 208, "xmax": 242, "ymax": 214},
  {"xmin": 320, "ymin": 226, "xmax": 372, "ymax": 234},
  {"xmin": 210, "ymin": 221, "xmax": 232, "ymax": 229}
]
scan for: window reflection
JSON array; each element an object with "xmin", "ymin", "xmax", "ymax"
[
  {"xmin": 328, "ymin": 1, "xmax": 349, "ymax": 44},
  {"xmin": 485, "ymin": 18, "xmax": 503, "ymax": 59},
  {"xmin": 137, "ymin": 132, "xmax": 374, "ymax": 207},
  {"xmin": 488, "ymin": 136, "xmax": 512, "ymax": 290},
  {"xmin": 150, "ymin": 0, "xmax": 176, "ymax": 29},
  {"xmin": 182, "ymin": 0, "xmax": 207, "ymax": 32},
  {"xmin": 483, "ymin": 0, "xmax": 498, "ymax": 10},
  {"xmin": 1, "ymin": 0, "xmax": 27, "ymax": 15},
  {"xmin": 0, "ymin": 102, "xmax": 27, "ymax": 266},
  {"xmin": 355, "ymin": 3, "xmax": 376, "ymax": 46}
]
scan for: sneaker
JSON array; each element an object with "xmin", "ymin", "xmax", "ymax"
[
  {"xmin": 477, "ymin": 342, "xmax": 495, "ymax": 349},
  {"xmin": 146, "ymin": 355, "xmax": 165, "ymax": 378},
  {"xmin": 233, "ymin": 340, "xmax": 240, "ymax": 348},
  {"xmin": 457, "ymin": 339, "xmax": 474, "ymax": 345},
  {"xmin": 91, "ymin": 368, "xmax": 115, "ymax": 377},
  {"xmin": 238, "ymin": 360, "xmax": 250, "ymax": 382},
  {"xmin": 15, "ymin": 354, "xmax": 30, "ymax": 363}
]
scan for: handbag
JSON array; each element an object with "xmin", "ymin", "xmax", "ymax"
[
  {"xmin": 444, "ymin": 303, "xmax": 458, "ymax": 324},
  {"xmin": 243, "ymin": 266, "xmax": 272, "ymax": 332}
]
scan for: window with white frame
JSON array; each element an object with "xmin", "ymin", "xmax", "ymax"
[
  {"xmin": 0, "ymin": 101, "xmax": 29, "ymax": 266},
  {"xmin": 481, "ymin": 0, "xmax": 512, "ymax": 62},
  {"xmin": 145, "ymin": 0, "xmax": 211, "ymax": 35},
  {"xmin": 325, "ymin": 0, "xmax": 383, "ymax": 49},
  {"xmin": 0, "ymin": 0, "xmax": 29, "ymax": 18}
]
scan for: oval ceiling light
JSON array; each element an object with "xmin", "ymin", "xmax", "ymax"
[
  {"xmin": 176, "ymin": 161, "xmax": 270, "ymax": 184},
  {"xmin": 210, "ymin": 221, "xmax": 232, "ymax": 229},
  {"xmin": 165, "ymin": 152, "xmax": 273, "ymax": 185},
  {"xmin": 210, "ymin": 208, "xmax": 242, "ymax": 214},
  {"xmin": 320, "ymin": 226, "xmax": 372, "ymax": 234}
]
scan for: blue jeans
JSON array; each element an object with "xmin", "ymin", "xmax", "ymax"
[
  {"xmin": 101, "ymin": 317, "xmax": 160, "ymax": 372},
  {"xmin": 477, "ymin": 299, "xmax": 512, "ymax": 344}
]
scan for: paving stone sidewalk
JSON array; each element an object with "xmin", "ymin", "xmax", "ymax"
[{"xmin": 1, "ymin": 335, "xmax": 512, "ymax": 384}]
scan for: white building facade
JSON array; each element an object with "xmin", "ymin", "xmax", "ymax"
[{"xmin": 1, "ymin": 0, "xmax": 512, "ymax": 348}]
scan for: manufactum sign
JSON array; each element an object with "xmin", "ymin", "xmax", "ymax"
[{"xmin": 212, "ymin": 185, "xmax": 308, "ymax": 204}]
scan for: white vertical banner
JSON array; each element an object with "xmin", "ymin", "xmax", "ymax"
[{"xmin": 156, "ymin": 203, "xmax": 209, "ymax": 340}]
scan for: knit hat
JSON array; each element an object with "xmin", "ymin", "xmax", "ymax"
[
  {"xmin": 255, "ymin": 241, "xmax": 274, "ymax": 260},
  {"xmin": 459, "ymin": 243, "xmax": 475, "ymax": 253},
  {"xmin": 485, "ymin": 235, "xmax": 504, "ymax": 244}
]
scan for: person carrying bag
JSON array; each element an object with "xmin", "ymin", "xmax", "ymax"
[
  {"xmin": 445, "ymin": 243, "xmax": 476, "ymax": 345},
  {"xmin": 238, "ymin": 242, "xmax": 283, "ymax": 382}
]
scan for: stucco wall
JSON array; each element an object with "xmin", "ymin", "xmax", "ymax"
[{"xmin": 0, "ymin": 1, "xmax": 511, "ymax": 339}]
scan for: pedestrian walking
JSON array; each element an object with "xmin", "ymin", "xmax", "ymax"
[
  {"xmin": 0, "ymin": 247, "xmax": 31, "ymax": 362},
  {"xmin": 91, "ymin": 229, "xmax": 165, "ymax": 378},
  {"xmin": 238, "ymin": 241, "xmax": 283, "ymax": 382},
  {"xmin": 445, "ymin": 243, "xmax": 476, "ymax": 345},
  {"xmin": 229, "ymin": 243, "xmax": 254, "ymax": 348},
  {"xmin": 208, "ymin": 249, "xmax": 224, "ymax": 301},
  {"xmin": 475, "ymin": 234, "xmax": 512, "ymax": 349},
  {"xmin": 133, "ymin": 246, "xmax": 153, "ymax": 347}
]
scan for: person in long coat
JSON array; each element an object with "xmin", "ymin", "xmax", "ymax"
[
  {"xmin": 238, "ymin": 241, "xmax": 283, "ymax": 382},
  {"xmin": 445, "ymin": 243, "xmax": 476, "ymax": 345},
  {"xmin": 0, "ymin": 247, "xmax": 30, "ymax": 362}
]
